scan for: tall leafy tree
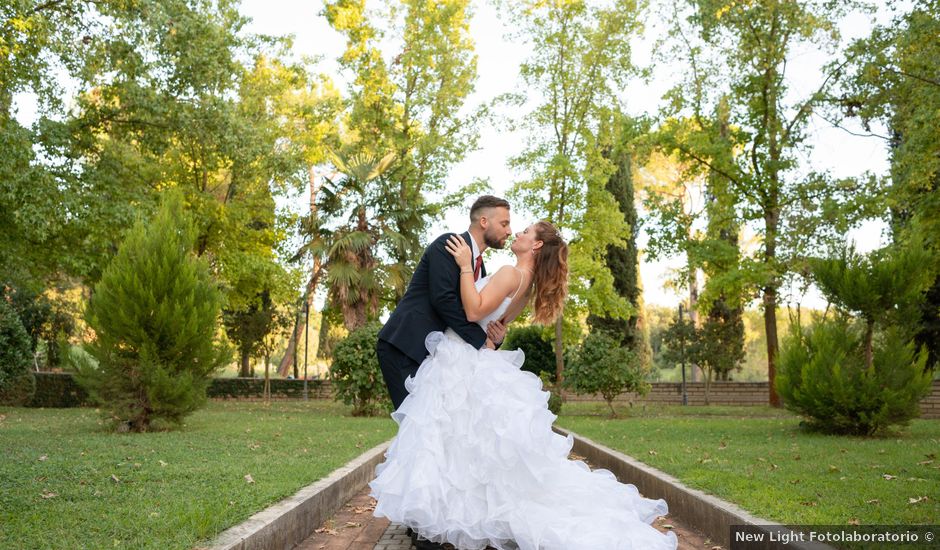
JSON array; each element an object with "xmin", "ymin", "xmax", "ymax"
[
  {"xmin": 322, "ymin": 0, "xmax": 483, "ymax": 304},
  {"xmin": 656, "ymin": 0, "xmax": 876, "ymax": 405},
  {"xmin": 505, "ymin": 0, "xmax": 643, "ymax": 382},
  {"xmin": 587, "ymin": 115, "xmax": 646, "ymax": 356},
  {"xmin": 837, "ymin": 0, "xmax": 940, "ymax": 367}
]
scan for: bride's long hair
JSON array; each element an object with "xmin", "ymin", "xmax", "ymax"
[{"xmin": 531, "ymin": 221, "xmax": 568, "ymax": 324}]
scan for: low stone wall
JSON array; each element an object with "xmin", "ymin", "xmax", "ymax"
[
  {"xmin": 22, "ymin": 372, "xmax": 940, "ymax": 418},
  {"xmin": 26, "ymin": 372, "xmax": 333, "ymax": 407},
  {"xmin": 562, "ymin": 381, "xmax": 770, "ymax": 406},
  {"xmin": 563, "ymin": 380, "xmax": 940, "ymax": 419}
]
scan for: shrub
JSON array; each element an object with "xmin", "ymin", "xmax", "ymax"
[
  {"xmin": 503, "ymin": 325, "xmax": 556, "ymax": 381},
  {"xmin": 329, "ymin": 322, "xmax": 390, "ymax": 416},
  {"xmin": 0, "ymin": 298, "xmax": 36, "ymax": 405},
  {"xmin": 564, "ymin": 331, "xmax": 650, "ymax": 416},
  {"xmin": 776, "ymin": 317, "xmax": 932, "ymax": 436},
  {"xmin": 539, "ymin": 371, "xmax": 563, "ymax": 415},
  {"xmin": 74, "ymin": 192, "xmax": 230, "ymax": 432}
]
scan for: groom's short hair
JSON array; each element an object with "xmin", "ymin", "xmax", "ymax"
[{"xmin": 470, "ymin": 195, "xmax": 510, "ymax": 223}]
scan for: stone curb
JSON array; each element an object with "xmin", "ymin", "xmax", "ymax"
[
  {"xmin": 205, "ymin": 440, "xmax": 391, "ymax": 550},
  {"xmin": 553, "ymin": 427, "xmax": 832, "ymax": 550}
]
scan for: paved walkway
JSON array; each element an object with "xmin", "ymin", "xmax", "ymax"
[{"xmin": 296, "ymin": 484, "xmax": 721, "ymax": 550}]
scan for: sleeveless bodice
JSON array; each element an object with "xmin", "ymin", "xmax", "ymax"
[{"xmin": 474, "ymin": 275, "xmax": 511, "ymax": 329}]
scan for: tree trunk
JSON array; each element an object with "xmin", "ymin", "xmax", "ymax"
[
  {"xmin": 554, "ymin": 312, "xmax": 565, "ymax": 384},
  {"xmin": 263, "ymin": 351, "xmax": 271, "ymax": 404},
  {"xmin": 864, "ymin": 319, "xmax": 874, "ymax": 370},
  {"xmin": 689, "ymin": 268, "xmax": 700, "ymax": 382},
  {"xmin": 239, "ymin": 349, "xmax": 251, "ymax": 378},
  {"xmin": 764, "ymin": 285, "xmax": 780, "ymax": 407}
]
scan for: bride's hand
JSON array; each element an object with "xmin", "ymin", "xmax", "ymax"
[{"xmin": 445, "ymin": 235, "xmax": 473, "ymax": 270}]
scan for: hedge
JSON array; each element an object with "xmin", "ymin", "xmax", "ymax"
[{"xmin": 16, "ymin": 372, "xmax": 331, "ymax": 408}]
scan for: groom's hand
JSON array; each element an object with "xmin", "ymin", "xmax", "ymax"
[{"xmin": 486, "ymin": 320, "xmax": 507, "ymax": 346}]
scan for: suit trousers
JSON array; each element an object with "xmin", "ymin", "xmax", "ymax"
[{"xmin": 376, "ymin": 338, "xmax": 421, "ymax": 410}]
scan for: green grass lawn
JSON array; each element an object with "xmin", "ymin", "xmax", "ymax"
[
  {"xmin": 0, "ymin": 401, "xmax": 395, "ymax": 549},
  {"xmin": 558, "ymin": 403, "xmax": 940, "ymax": 525}
]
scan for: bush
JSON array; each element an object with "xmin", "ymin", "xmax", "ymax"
[
  {"xmin": 564, "ymin": 331, "xmax": 650, "ymax": 416},
  {"xmin": 539, "ymin": 371, "xmax": 563, "ymax": 415},
  {"xmin": 0, "ymin": 298, "xmax": 36, "ymax": 405},
  {"xmin": 503, "ymin": 325, "xmax": 556, "ymax": 382},
  {"xmin": 74, "ymin": 192, "xmax": 230, "ymax": 432},
  {"xmin": 329, "ymin": 322, "xmax": 390, "ymax": 416},
  {"xmin": 1, "ymin": 282, "xmax": 75, "ymax": 369},
  {"xmin": 776, "ymin": 317, "xmax": 932, "ymax": 436}
]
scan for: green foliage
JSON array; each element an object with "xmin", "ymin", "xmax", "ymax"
[
  {"xmin": 319, "ymin": 0, "xmax": 482, "ymax": 309},
  {"xmin": 564, "ymin": 331, "xmax": 649, "ymax": 416},
  {"xmin": 588, "ymin": 115, "xmax": 646, "ymax": 352},
  {"xmin": 653, "ymin": 0, "xmax": 878, "ymax": 401},
  {"xmin": 503, "ymin": 325, "xmax": 556, "ymax": 382},
  {"xmin": 75, "ymin": 192, "xmax": 230, "ymax": 432},
  {"xmin": 329, "ymin": 322, "xmax": 390, "ymax": 416},
  {"xmin": 539, "ymin": 371, "xmax": 563, "ymax": 416},
  {"xmin": 776, "ymin": 317, "xmax": 932, "ymax": 436},
  {"xmin": 810, "ymin": 240, "xmax": 935, "ymax": 370},
  {"xmin": 0, "ymin": 298, "xmax": 35, "ymax": 405},
  {"xmin": 505, "ymin": 0, "xmax": 643, "ymax": 381}
]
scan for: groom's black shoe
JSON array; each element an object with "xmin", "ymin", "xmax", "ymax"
[{"xmin": 411, "ymin": 532, "xmax": 446, "ymax": 550}]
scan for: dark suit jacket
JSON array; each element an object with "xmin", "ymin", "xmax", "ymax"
[{"xmin": 378, "ymin": 232, "xmax": 487, "ymax": 363}]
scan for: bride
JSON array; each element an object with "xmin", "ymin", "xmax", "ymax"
[{"xmin": 369, "ymin": 221, "xmax": 677, "ymax": 550}]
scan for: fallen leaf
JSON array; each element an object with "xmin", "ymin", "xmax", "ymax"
[
  {"xmin": 800, "ymin": 501, "xmax": 818, "ymax": 507},
  {"xmin": 40, "ymin": 490, "xmax": 57, "ymax": 499},
  {"xmin": 661, "ymin": 524, "xmax": 674, "ymax": 529},
  {"xmin": 110, "ymin": 474, "xmax": 120, "ymax": 483},
  {"xmin": 917, "ymin": 460, "xmax": 933, "ymax": 466},
  {"xmin": 908, "ymin": 496, "xmax": 929, "ymax": 504},
  {"xmin": 828, "ymin": 465, "xmax": 840, "ymax": 473},
  {"xmin": 344, "ymin": 521, "xmax": 362, "ymax": 528},
  {"xmin": 244, "ymin": 474, "xmax": 255, "ymax": 484},
  {"xmin": 866, "ymin": 499, "xmax": 880, "ymax": 505},
  {"xmin": 882, "ymin": 474, "xmax": 896, "ymax": 480},
  {"xmin": 789, "ymin": 479, "xmax": 801, "ymax": 485},
  {"xmin": 159, "ymin": 460, "xmax": 168, "ymax": 467},
  {"xmin": 649, "ymin": 450, "xmax": 658, "ymax": 456},
  {"xmin": 848, "ymin": 518, "xmax": 860, "ymax": 525},
  {"xmin": 38, "ymin": 455, "xmax": 48, "ymax": 462}
]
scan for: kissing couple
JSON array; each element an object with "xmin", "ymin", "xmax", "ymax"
[{"xmin": 370, "ymin": 195, "xmax": 677, "ymax": 550}]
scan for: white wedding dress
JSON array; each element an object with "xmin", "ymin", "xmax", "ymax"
[{"xmin": 370, "ymin": 275, "xmax": 678, "ymax": 550}]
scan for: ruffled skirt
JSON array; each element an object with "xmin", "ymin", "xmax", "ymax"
[{"xmin": 369, "ymin": 331, "xmax": 678, "ymax": 550}]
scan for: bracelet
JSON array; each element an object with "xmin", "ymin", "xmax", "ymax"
[{"xmin": 460, "ymin": 269, "xmax": 472, "ymax": 275}]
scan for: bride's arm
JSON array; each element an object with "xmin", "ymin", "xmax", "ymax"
[{"xmin": 445, "ymin": 236, "xmax": 517, "ymax": 322}]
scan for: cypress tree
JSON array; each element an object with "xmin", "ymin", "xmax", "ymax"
[
  {"xmin": 588, "ymin": 118, "xmax": 643, "ymax": 351},
  {"xmin": 76, "ymin": 191, "xmax": 230, "ymax": 431}
]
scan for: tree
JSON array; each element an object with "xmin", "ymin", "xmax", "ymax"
[
  {"xmin": 505, "ymin": 0, "xmax": 643, "ymax": 383},
  {"xmin": 564, "ymin": 330, "xmax": 649, "ymax": 417},
  {"xmin": 323, "ymin": 0, "xmax": 484, "ymax": 305},
  {"xmin": 75, "ymin": 192, "xmax": 230, "ymax": 432},
  {"xmin": 318, "ymin": 149, "xmax": 397, "ymax": 330},
  {"xmin": 656, "ymin": 0, "xmax": 878, "ymax": 405},
  {"xmin": 587, "ymin": 116, "xmax": 646, "ymax": 355},
  {"xmin": 810, "ymin": 240, "xmax": 935, "ymax": 370},
  {"xmin": 0, "ymin": 297, "xmax": 35, "ymax": 406},
  {"xmin": 837, "ymin": 0, "xmax": 940, "ymax": 367}
]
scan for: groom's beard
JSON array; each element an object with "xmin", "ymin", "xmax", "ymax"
[{"xmin": 484, "ymin": 232, "xmax": 507, "ymax": 249}]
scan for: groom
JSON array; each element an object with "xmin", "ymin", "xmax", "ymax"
[{"xmin": 377, "ymin": 195, "xmax": 512, "ymax": 411}]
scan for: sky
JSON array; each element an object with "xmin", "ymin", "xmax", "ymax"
[{"xmin": 15, "ymin": 0, "xmax": 896, "ymax": 311}]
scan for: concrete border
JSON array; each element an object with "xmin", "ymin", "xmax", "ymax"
[
  {"xmin": 206, "ymin": 440, "xmax": 390, "ymax": 550},
  {"xmin": 554, "ymin": 427, "xmax": 831, "ymax": 550}
]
